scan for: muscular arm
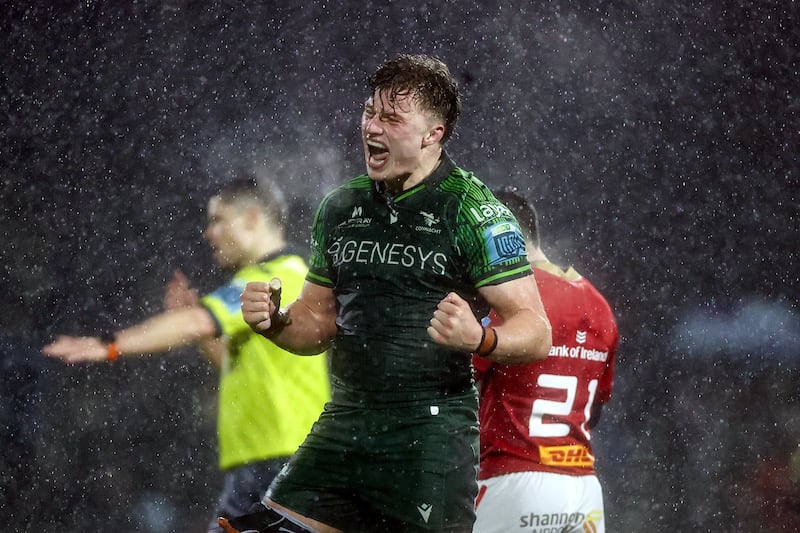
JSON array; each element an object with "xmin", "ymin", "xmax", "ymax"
[
  {"xmin": 240, "ymin": 279, "xmax": 338, "ymax": 355},
  {"xmin": 428, "ymin": 275, "xmax": 551, "ymax": 364},
  {"xmin": 479, "ymin": 275, "xmax": 552, "ymax": 363},
  {"xmin": 42, "ymin": 307, "xmax": 219, "ymax": 363}
]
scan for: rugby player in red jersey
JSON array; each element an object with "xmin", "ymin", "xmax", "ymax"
[{"xmin": 473, "ymin": 187, "xmax": 619, "ymax": 533}]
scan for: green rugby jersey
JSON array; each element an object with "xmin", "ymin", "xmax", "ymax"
[{"xmin": 307, "ymin": 154, "xmax": 530, "ymax": 407}]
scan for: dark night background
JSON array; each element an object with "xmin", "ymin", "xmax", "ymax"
[{"xmin": 2, "ymin": 1, "xmax": 798, "ymax": 531}]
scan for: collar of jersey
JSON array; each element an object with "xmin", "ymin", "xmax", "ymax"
[
  {"xmin": 533, "ymin": 260, "xmax": 583, "ymax": 281},
  {"xmin": 423, "ymin": 151, "xmax": 456, "ymax": 190},
  {"xmin": 258, "ymin": 245, "xmax": 301, "ymax": 266},
  {"xmin": 374, "ymin": 152, "xmax": 456, "ymax": 203}
]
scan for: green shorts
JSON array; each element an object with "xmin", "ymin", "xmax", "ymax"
[{"xmin": 266, "ymin": 395, "xmax": 479, "ymax": 532}]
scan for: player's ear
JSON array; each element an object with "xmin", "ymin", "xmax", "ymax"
[
  {"xmin": 243, "ymin": 205, "xmax": 263, "ymax": 229},
  {"xmin": 422, "ymin": 124, "xmax": 445, "ymax": 147}
]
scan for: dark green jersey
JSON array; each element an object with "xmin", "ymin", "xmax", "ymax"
[{"xmin": 307, "ymin": 154, "xmax": 530, "ymax": 406}]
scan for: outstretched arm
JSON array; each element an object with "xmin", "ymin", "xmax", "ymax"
[
  {"xmin": 240, "ymin": 279, "xmax": 338, "ymax": 355},
  {"xmin": 164, "ymin": 269, "xmax": 226, "ymax": 367},
  {"xmin": 427, "ymin": 275, "xmax": 551, "ymax": 364},
  {"xmin": 42, "ymin": 306, "xmax": 218, "ymax": 364}
]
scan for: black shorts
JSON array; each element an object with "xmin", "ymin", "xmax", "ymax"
[{"xmin": 266, "ymin": 396, "xmax": 479, "ymax": 532}]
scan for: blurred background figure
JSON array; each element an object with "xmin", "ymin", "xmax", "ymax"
[
  {"xmin": 42, "ymin": 175, "xmax": 331, "ymax": 530},
  {"xmin": 473, "ymin": 186, "xmax": 619, "ymax": 533},
  {"xmin": 740, "ymin": 423, "xmax": 800, "ymax": 532},
  {"xmin": 0, "ymin": 333, "xmax": 48, "ymax": 523}
]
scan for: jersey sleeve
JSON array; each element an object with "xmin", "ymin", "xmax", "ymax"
[
  {"xmin": 306, "ymin": 190, "xmax": 336, "ymax": 288},
  {"xmin": 455, "ymin": 177, "xmax": 531, "ymax": 287},
  {"xmin": 595, "ymin": 323, "xmax": 619, "ymax": 404},
  {"xmin": 200, "ymin": 279, "xmax": 249, "ymax": 339}
]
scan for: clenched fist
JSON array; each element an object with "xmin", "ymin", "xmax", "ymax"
[
  {"xmin": 240, "ymin": 278, "xmax": 284, "ymax": 335},
  {"xmin": 426, "ymin": 292, "xmax": 483, "ymax": 352}
]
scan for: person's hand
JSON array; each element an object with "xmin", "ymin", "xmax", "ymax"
[
  {"xmin": 164, "ymin": 269, "xmax": 199, "ymax": 311},
  {"xmin": 427, "ymin": 292, "xmax": 483, "ymax": 351},
  {"xmin": 42, "ymin": 336, "xmax": 108, "ymax": 363},
  {"xmin": 240, "ymin": 279, "xmax": 281, "ymax": 334}
]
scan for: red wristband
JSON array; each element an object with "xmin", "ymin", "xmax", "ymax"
[
  {"xmin": 106, "ymin": 342, "xmax": 120, "ymax": 362},
  {"xmin": 475, "ymin": 327, "xmax": 498, "ymax": 357}
]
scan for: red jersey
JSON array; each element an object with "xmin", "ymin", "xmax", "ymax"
[{"xmin": 474, "ymin": 262, "xmax": 618, "ymax": 479}]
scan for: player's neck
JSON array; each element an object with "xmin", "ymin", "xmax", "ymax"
[
  {"xmin": 527, "ymin": 244, "xmax": 548, "ymax": 263},
  {"xmin": 385, "ymin": 150, "xmax": 443, "ymax": 194},
  {"xmin": 242, "ymin": 234, "xmax": 287, "ymax": 266}
]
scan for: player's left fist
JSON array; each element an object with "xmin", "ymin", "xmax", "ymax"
[{"xmin": 427, "ymin": 292, "xmax": 482, "ymax": 351}]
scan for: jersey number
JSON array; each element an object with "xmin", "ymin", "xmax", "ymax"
[{"xmin": 529, "ymin": 374, "xmax": 598, "ymax": 439}]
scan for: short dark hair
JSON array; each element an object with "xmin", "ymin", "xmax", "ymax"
[
  {"xmin": 216, "ymin": 174, "xmax": 286, "ymax": 229},
  {"xmin": 368, "ymin": 54, "xmax": 461, "ymax": 143},
  {"xmin": 494, "ymin": 185, "xmax": 540, "ymax": 248}
]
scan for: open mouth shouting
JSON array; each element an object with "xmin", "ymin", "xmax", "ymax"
[{"xmin": 366, "ymin": 139, "xmax": 389, "ymax": 170}]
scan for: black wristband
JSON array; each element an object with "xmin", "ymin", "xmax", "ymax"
[{"xmin": 261, "ymin": 310, "xmax": 292, "ymax": 339}]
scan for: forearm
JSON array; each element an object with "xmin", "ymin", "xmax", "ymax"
[
  {"xmin": 241, "ymin": 279, "xmax": 337, "ymax": 354},
  {"xmin": 267, "ymin": 298, "xmax": 336, "ymax": 355},
  {"xmin": 43, "ymin": 307, "xmax": 220, "ymax": 364},
  {"xmin": 114, "ymin": 308, "xmax": 217, "ymax": 356},
  {"xmin": 485, "ymin": 308, "xmax": 552, "ymax": 364},
  {"xmin": 195, "ymin": 337, "xmax": 227, "ymax": 368}
]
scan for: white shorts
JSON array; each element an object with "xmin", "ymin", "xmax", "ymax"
[{"xmin": 473, "ymin": 471, "xmax": 605, "ymax": 533}]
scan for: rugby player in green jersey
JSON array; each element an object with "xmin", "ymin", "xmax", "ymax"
[
  {"xmin": 232, "ymin": 54, "xmax": 552, "ymax": 533},
  {"xmin": 42, "ymin": 177, "xmax": 330, "ymax": 530}
]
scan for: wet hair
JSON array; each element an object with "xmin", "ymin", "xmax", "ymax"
[
  {"xmin": 216, "ymin": 174, "xmax": 287, "ymax": 230},
  {"xmin": 494, "ymin": 185, "xmax": 540, "ymax": 248},
  {"xmin": 368, "ymin": 54, "xmax": 461, "ymax": 143}
]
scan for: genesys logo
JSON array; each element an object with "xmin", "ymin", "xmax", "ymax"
[{"xmin": 519, "ymin": 509, "xmax": 603, "ymax": 533}]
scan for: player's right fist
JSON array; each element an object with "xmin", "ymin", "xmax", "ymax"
[{"xmin": 240, "ymin": 279, "xmax": 281, "ymax": 334}]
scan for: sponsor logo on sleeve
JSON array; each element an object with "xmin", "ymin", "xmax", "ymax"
[
  {"xmin": 468, "ymin": 202, "xmax": 513, "ymax": 223},
  {"xmin": 483, "ymin": 222, "xmax": 526, "ymax": 265},
  {"xmin": 211, "ymin": 281, "xmax": 247, "ymax": 314}
]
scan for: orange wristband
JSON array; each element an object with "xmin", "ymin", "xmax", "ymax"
[
  {"xmin": 475, "ymin": 326, "xmax": 498, "ymax": 357},
  {"xmin": 106, "ymin": 342, "xmax": 120, "ymax": 362}
]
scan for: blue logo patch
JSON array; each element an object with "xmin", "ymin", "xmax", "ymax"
[
  {"xmin": 210, "ymin": 282, "xmax": 246, "ymax": 314},
  {"xmin": 484, "ymin": 222, "xmax": 526, "ymax": 265}
]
